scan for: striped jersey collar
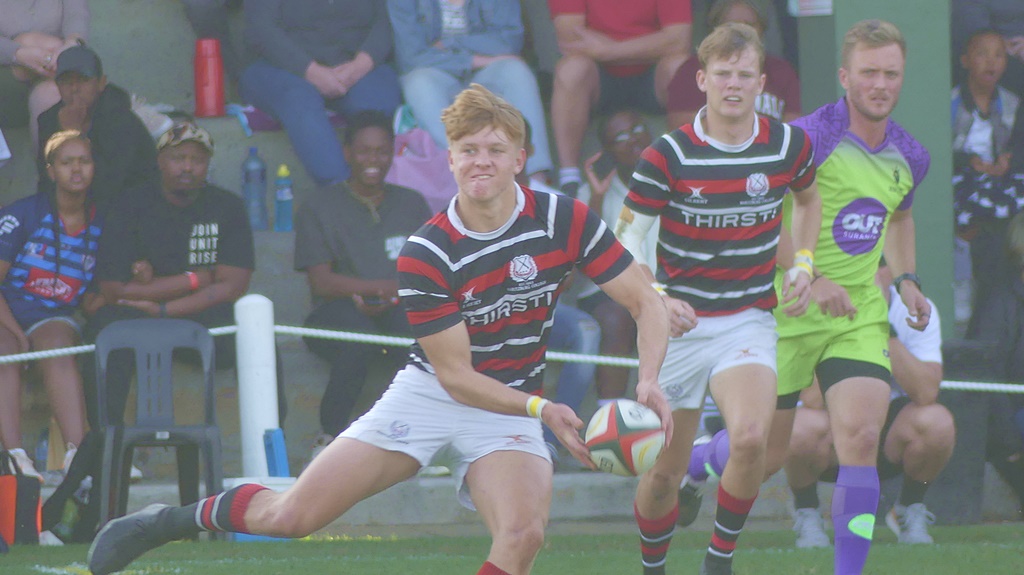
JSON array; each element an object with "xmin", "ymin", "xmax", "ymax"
[
  {"xmin": 446, "ymin": 182, "xmax": 527, "ymax": 240},
  {"xmin": 693, "ymin": 105, "xmax": 760, "ymax": 153}
]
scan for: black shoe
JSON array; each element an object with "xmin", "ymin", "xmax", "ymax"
[
  {"xmin": 677, "ymin": 477, "xmax": 704, "ymax": 527},
  {"xmin": 699, "ymin": 557, "xmax": 734, "ymax": 575},
  {"xmin": 88, "ymin": 504, "xmax": 172, "ymax": 575}
]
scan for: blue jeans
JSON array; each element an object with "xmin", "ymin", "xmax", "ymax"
[
  {"xmin": 544, "ymin": 303, "xmax": 600, "ymax": 445},
  {"xmin": 240, "ymin": 61, "xmax": 402, "ymax": 185},
  {"xmin": 399, "ymin": 57, "xmax": 553, "ymax": 175}
]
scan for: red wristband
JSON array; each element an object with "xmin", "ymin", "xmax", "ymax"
[{"xmin": 185, "ymin": 271, "xmax": 199, "ymax": 291}]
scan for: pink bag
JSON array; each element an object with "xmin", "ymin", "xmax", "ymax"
[{"xmin": 385, "ymin": 128, "xmax": 457, "ymax": 214}]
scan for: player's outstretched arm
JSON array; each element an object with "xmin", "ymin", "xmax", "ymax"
[
  {"xmin": 417, "ymin": 323, "xmax": 592, "ymax": 464},
  {"xmin": 597, "ymin": 260, "xmax": 674, "ymax": 445},
  {"xmin": 780, "ymin": 182, "xmax": 822, "ymax": 316},
  {"xmin": 884, "ymin": 209, "xmax": 930, "ymax": 331}
]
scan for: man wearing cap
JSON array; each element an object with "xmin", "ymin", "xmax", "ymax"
[
  {"xmin": 36, "ymin": 44, "xmax": 158, "ymax": 213},
  {"xmin": 82, "ymin": 121, "xmax": 285, "ymax": 427}
]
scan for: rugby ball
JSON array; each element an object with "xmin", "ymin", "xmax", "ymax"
[{"xmin": 584, "ymin": 399, "xmax": 665, "ymax": 477}]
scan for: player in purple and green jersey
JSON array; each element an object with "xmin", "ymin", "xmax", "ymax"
[{"xmin": 771, "ymin": 20, "xmax": 932, "ymax": 575}]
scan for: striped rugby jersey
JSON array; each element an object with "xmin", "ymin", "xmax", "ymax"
[
  {"xmin": 0, "ymin": 193, "xmax": 100, "ymax": 312},
  {"xmin": 625, "ymin": 111, "xmax": 815, "ymax": 316},
  {"xmin": 397, "ymin": 185, "xmax": 632, "ymax": 392}
]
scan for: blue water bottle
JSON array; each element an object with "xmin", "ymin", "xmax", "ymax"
[
  {"xmin": 241, "ymin": 147, "xmax": 268, "ymax": 230},
  {"xmin": 274, "ymin": 164, "xmax": 293, "ymax": 232}
]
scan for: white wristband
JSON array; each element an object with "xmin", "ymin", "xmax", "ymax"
[
  {"xmin": 786, "ymin": 265, "xmax": 812, "ymax": 284},
  {"xmin": 526, "ymin": 396, "xmax": 550, "ymax": 419}
]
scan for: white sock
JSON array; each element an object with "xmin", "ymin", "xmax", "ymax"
[{"xmin": 559, "ymin": 167, "xmax": 581, "ymax": 186}]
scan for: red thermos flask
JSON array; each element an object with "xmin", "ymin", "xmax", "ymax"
[{"xmin": 194, "ymin": 38, "xmax": 225, "ymax": 117}]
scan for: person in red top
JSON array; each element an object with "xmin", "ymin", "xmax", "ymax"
[
  {"xmin": 666, "ymin": 0, "xmax": 801, "ymax": 128},
  {"xmin": 548, "ymin": 0, "xmax": 692, "ymax": 197},
  {"xmin": 87, "ymin": 84, "xmax": 676, "ymax": 575}
]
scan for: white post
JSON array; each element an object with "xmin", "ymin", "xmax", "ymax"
[{"xmin": 235, "ymin": 294, "xmax": 279, "ymax": 477}]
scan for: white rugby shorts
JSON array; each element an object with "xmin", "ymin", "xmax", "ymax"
[
  {"xmin": 658, "ymin": 307, "xmax": 778, "ymax": 410},
  {"xmin": 339, "ymin": 365, "xmax": 552, "ymax": 509}
]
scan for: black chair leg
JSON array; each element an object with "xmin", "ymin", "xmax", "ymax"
[
  {"xmin": 177, "ymin": 444, "xmax": 201, "ymax": 507},
  {"xmin": 98, "ymin": 427, "xmax": 123, "ymax": 525},
  {"xmin": 203, "ymin": 434, "xmax": 225, "ymax": 541},
  {"xmin": 115, "ymin": 445, "xmax": 135, "ymax": 517}
]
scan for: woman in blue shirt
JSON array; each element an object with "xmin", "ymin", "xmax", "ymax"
[{"xmin": 0, "ymin": 130, "xmax": 101, "ymax": 480}]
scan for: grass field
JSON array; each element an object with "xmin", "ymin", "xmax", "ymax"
[{"xmin": 3, "ymin": 523, "xmax": 1023, "ymax": 574}]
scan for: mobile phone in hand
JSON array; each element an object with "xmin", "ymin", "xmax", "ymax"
[{"xmin": 592, "ymin": 152, "xmax": 616, "ymax": 180}]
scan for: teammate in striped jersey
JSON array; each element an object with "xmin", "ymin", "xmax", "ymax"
[
  {"xmin": 618, "ymin": 23, "xmax": 822, "ymax": 575},
  {"xmin": 88, "ymin": 85, "xmax": 674, "ymax": 575}
]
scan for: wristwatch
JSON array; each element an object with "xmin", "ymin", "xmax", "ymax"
[{"xmin": 893, "ymin": 272, "xmax": 922, "ymax": 294}]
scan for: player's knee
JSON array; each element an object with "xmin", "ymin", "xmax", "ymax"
[
  {"xmin": 789, "ymin": 422, "xmax": 826, "ymax": 455},
  {"xmin": 783, "ymin": 435, "xmax": 828, "ymax": 473},
  {"xmin": 918, "ymin": 404, "xmax": 955, "ymax": 434},
  {"xmin": 726, "ymin": 423, "xmax": 769, "ymax": 464},
  {"xmin": 900, "ymin": 404, "xmax": 954, "ymax": 445},
  {"xmin": 495, "ymin": 520, "xmax": 546, "ymax": 559},
  {"xmin": 843, "ymin": 423, "xmax": 883, "ymax": 460},
  {"xmin": 645, "ymin": 465, "xmax": 686, "ymax": 498},
  {"xmin": 553, "ymin": 55, "xmax": 598, "ymax": 89},
  {"xmin": 923, "ymin": 411, "xmax": 957, "ymax": 453}
]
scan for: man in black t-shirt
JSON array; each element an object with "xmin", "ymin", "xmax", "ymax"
[
  {"xmin": 294, "ymin": 111, "xmax": 432, "ymax": 447},
  {"xmin": 83, "ymin": 121, "xmax": 284, "ymax": 426}
]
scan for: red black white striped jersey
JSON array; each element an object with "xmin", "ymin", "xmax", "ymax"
[
  {"xmin": 397, "ymin": 185, "xmax": 632, "ymax": 392},
  {"xmin": 625, "ymin": 112, "xmax": 815, "ymax": 316}
]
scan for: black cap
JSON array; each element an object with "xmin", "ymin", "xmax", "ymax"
[{"xmin": 55, "ymin": 45, "xmax": 103, "ymax": 79}]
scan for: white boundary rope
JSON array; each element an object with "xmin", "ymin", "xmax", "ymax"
[{"xmin": 2, "ymin": 323, "xmax": 1020, "ymax": 393}]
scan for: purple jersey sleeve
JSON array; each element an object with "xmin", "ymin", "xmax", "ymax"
[
  {"xmin": 888, "ymin": 123, "xmax": 931, "ymax": 211},
  {"xmin": 791, "ymin": 99, "xmax": 848, "ymax": 169}
]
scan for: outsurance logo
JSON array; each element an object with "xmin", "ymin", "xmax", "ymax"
[{"xmin": 832, "ymin": 198, "xmax": 887, "ymax": 255}]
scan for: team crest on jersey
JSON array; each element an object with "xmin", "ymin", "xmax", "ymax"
[
  {"xmin": 746, "ymin": 173, "xmax": 770, "ymax": 198},
  {"xmin": 0, "ymin": 215, "xmax": 19, "ymax": 236},
  {"xmin": 893, "ymin": 167, "xmax": 901, "ymax": 185},
  {"xmin": 509, "ymin": 254, "xmax": 538, "ymax": 283}
]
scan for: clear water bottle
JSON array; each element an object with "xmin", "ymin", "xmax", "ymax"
[
  {"xmin": 241, "ymin": 147, "xmax": 268, "ymax": 230},
  {"xmin": 35, "ymin": 428, "xmax": 49, "ymax": 472},
  {"xmin": 274, "ymin": 164, "xmax": 293, "ymax": 232}
]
